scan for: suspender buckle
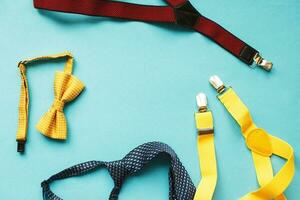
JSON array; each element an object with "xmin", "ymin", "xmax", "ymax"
[
  {"xmin": 253, "ymin": 53, "xmax": 273, "ymax": 71},
  {"xmin": 174, "ymin": 1, "xmax": 201, "ymax": 28},
  {"xmin": 198, "ymin": 128, "xmax": 214, "ymax": 135}
]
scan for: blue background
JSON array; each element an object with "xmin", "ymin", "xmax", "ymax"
[{"xmin": 0, "ymin": 0, "xmax": 299, "ymax": 199}]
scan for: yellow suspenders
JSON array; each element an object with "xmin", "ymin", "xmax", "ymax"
[
  {"xmin": 208, "ymin": 75, "xmax": 295, "ymax": 200},
  {"xmin": 194, "ymin": 93, "xmax": 217, "ymax": 200},
  {"xmin": 16, "ymin": 52, "xmax": 85, "ymax": 153}
]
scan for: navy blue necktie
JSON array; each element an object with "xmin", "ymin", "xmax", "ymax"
[{"xmin": 41, "ymin": 142, "xmax": 196, "ymax": 200}]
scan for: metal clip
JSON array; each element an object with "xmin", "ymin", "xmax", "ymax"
[
  {"xmin": 209, "ymin": 75, "xmax": 225, "ymax": 94},
  {"xmin": 253, "ymin": 53, "xmax": 273, "ymax": 71},
  {"xmin": 196, "ymin": 93, "xmax": 207, "ymax": 112},
  {"xmin": 17, "ymin": 140, "xmax": 25, "ymax": 153}
]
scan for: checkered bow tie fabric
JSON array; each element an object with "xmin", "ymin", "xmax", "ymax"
[{"xmin": 41, "ymin": 142, "xmax": 196, "ymax": 200}]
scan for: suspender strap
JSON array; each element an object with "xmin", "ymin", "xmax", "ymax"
[
  {"xmin": 33, "ymin": 0, "xmax": 272, "ymax": 71},
  {"xmin": 41, "ymin": 142, "xmax": 196, "ymax": 200},
  {"xmin": 34, "ymin": 0, "xmax": 176, "ymax": 23},
  {"xmin": 209, "ymin": 76, "xmax": 295, "ymax": 199},
  {"xmin": 16, "ymin": 52, "xmax": 84, "ymax": 153},
  {"xmin": 194, "ymin": 93, "xmax": 217, "ymax": 200}
]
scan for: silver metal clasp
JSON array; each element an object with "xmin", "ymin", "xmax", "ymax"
[
  {"xmin": 196, "ymin": 93, "xmax": 208, "ymax": 112},
  {"xmin": 253, "ymin": 53, "xmax": 273, "ymax": 71},
  {"xmin": 209, "ymin": 75, "xmax": 226, "ymax": 94}
]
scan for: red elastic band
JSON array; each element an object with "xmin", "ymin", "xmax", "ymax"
[
  {"xmin": 33, "ymin": 0, "xmax": 257, "ymax": 65},
  {"xmin": 34, "ymin": 0, "xmax": 176, "ymax": 23},
  {"xmin": 193, "ymin": 16, "xmax": 246, "ymax": 58}
]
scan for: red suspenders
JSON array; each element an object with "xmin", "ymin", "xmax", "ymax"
[{"xmin": 34, "ymin": 0, "xmax": 273, "ymax": 71}]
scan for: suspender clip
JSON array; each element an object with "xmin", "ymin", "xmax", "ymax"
[
  {"xmin": 209, "ymin": 75, "xmax": 226, "ymax": 94},
  {"xmin": 174, "ymin": 1, "xmax": 201, "ymax": 28},
  {"xmin": 253, "ymin": 53, "xmax": 273, "ymax": 71},
  {"xmin": 196, "ymin": 93, "xmax": 207, "ymax": 112},
  {"xmin": 195, "ymin": 93, "xmax": 214, "ymax": 135}
]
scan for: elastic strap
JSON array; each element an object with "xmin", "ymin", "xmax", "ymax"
[
  {"xmin": 33, "ymin": 0, "xmax": 259, "ymax": 66},
  {"xmin": 34, "ymin": 0, "xmax": 176, "ymax": 23},
  {"xmin": 194, "ymin": 111, "xmax": 217, "ymax": 200},
  {"xmin": 218, "ymin": 88, "xmax": 294, "ymax": 199},
  {"xmin": 20, "ymin": 52, "xmax": 73, "ymax": 74},
  {"xmin": 41, "ymin": 142, "xmax": 196, "ymax": 200},
  {"xmin": 193, "ymin": 16, "xmax": 252, "ymax": 64},
  {"xmin": 16, "ymin": 52, "xmax": 74, "ymax": 153}
]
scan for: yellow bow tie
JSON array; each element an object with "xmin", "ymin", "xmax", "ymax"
[{"xmin": 16, "ymin": 52, "xmax": 85, "ymax": 153}]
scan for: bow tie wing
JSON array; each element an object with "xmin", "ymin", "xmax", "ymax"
[
  {"xmin": 36, "ymin": 72, "xmax": 85, "ymax": 140},
  {"xmin": 36, "ymin": 110, "xmax": 67, "ymax": 140}
]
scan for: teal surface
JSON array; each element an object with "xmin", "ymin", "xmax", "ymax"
[{"xmin": 0, "ymin": 0, "xmax": 299, "ymax": 199}]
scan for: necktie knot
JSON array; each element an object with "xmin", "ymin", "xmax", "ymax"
[{"xmin": 52, "ymin": 99, "xmax": 65, "ymax": 111}]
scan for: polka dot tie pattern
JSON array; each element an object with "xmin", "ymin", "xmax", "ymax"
[{"xmin": 41, "ymin": 142, "xmax": 196, "ymax": 200}]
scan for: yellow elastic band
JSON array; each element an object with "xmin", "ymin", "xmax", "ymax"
[
  {"xmin": 218, "ymin": 88, "xmax": 294, "ymax": 200},
  {"xmin": 194, "ymin": 111, "xmax": 217, "ymax": 200},
  {"xmin": 16, "ymin": 52, "xmax": 85, "ymax": 153}
]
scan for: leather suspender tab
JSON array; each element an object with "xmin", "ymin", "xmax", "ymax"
[
  {"xmin": 239, "ymin": 45, "xmax": 258, "ymax": 65},
  {"xmin": 198, "ymin": 128, "xmax": 214, "ymax": 135},
  {"xmin": 174, "ymin": 1, "xmax": 201, "ymax": 28}
]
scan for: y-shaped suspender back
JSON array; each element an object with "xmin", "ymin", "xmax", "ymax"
[
  {"xmin": 41, "ymin": 142, "xmax": 196, "ymax": 200},
  {"xmin": 209, "ymin": 76, "xmax": 295, "ymax": 200}
]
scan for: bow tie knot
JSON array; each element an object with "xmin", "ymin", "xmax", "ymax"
[
  {"xmin": 52, "ymin": 99, "xmax": 65, "ymax": 112},
  {"xmin": 36, "ymin": 71, "xmax": 85, "ymax": 140}
]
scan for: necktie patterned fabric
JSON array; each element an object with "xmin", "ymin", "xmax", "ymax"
[{"xmin": 41, "ymin": 142, "xmax": 196, "ymax": 200}]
